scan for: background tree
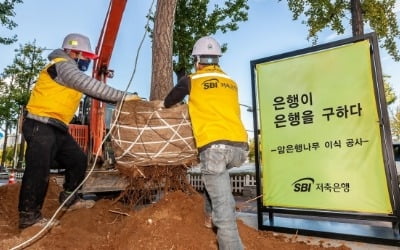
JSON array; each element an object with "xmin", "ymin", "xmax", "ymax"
[
  {"xmin": 173, "ymin": 0, "xmax": 249, "ymax": 79},
  {"xmin": 248, "ymin": 138, "xmax": 255, "ymax": 162},
  {"xmin": 0, "ymin": 80, "xmax": 18, "ymax": 167},
  {"xmin": 384, "ymin": 75, "xmax": 397, "ymax": 105},
  {"xmin": 391, "ymin": 107, "xmax": 400, "ymax": 139},
  {"xmin": 384, "ymin": 75, "xmax": 399, "ymax": 139},
  {"xmin": 2, "ymin": 41, "xmax": 45, "ymax": 105},
  {"xmin": 279, "ymin": 0, "xmax": 400, "ymax": 61},
  {"xmin": 0, "ymin": 0, "xmax": 23, "ymax": 45},
  {"xmin": 0, "ymin": 146, "xmax": 15, "ymax": 166},
  {"xmin": 0, "ymin": 41, "xmax": 45, "ymax": 168},
  {"xmin": 148, "ymin": 0, "xmax": 249, "ymax": 99}
]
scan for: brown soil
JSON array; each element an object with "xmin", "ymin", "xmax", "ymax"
[{"xmin": 0, "ymin": 178, "xmax": 350, "ymax": 250}]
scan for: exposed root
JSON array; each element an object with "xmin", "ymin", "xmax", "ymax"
[{"xmin": 114, "ymin": 165, "xmax": 196, "ymax": 207}]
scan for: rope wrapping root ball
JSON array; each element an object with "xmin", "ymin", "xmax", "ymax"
[{"xmin": 111, "ymin": 100, "xmax": 199, "ymax": 204}]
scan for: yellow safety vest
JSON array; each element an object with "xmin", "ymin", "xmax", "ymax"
[
  {"xmin": 188, "ymin": 65, "xmax": 248, "ymax": 148},
  {"xmin": 26, "ymin": 58, "xmax": 82, "ymax": 125}
]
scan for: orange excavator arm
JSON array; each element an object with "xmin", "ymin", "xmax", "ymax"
[{"xmin": 89, "ymin": 0, "xmax": 127, "ymax": 159}]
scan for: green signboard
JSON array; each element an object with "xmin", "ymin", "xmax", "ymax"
[{"xmin": 255, "ymin": 39, "xmax": 392, "ymax": 214}]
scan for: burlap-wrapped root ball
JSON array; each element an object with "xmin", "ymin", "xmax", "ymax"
[{"xmin": 111, "ymin": 100, "xmax": 199, "ymax": 178}]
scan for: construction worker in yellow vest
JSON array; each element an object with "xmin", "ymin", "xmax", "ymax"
[
  {"xmin": 163, "ymin": 36, "xmax": 248, "ymax": 250},
  {"xmin": 18, "ymin": 33, "xmax": 138, "ymax": 229}
]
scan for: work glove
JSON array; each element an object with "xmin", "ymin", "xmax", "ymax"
[{"xmin": 124, "ymin": 94, "xmax": 141, "ymax": 102}]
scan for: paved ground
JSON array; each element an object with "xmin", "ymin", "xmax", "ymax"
[
  {"xmin": 234, "ymin": 196, "xmax": 400, "ymax": 249},
  {"xmin": 0, "ymin": 178, "xmax": 8, "ymax": 186}
]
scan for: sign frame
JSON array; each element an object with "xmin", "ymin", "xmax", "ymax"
[{"xmin": 250, "ymin": 32, "xmax": 400, "ymax": 245}]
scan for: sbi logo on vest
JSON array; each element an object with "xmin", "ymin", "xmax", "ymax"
[
  {"xmin": 202, "ymin": 78, "xmax": 238, "ymax": 91},
  {"xmin": 202, "ymin": 78, "xmax": 219, "ymax": 89},
  {"xmin": 292, "ymin": 177, "xmax": 314, "ymax": 192}
]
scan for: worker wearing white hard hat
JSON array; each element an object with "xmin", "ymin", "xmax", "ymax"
[
  {"xmin": 18, "ymin": 33, "xmax": 140, "ymax": 229},
  {"xmin": 163, "ymin": 36, "xmax": 248, "ymax": 250},
  {"xmin": 191, "ymin": 35, "xmax": 222, "ymax": 64}
]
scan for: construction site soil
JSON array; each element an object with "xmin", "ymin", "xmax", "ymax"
[{"xmin": 0, "ymin": 178, "xmax": 351, "ymax": 250}]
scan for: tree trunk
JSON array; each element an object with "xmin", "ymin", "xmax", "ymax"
[
  {"xmin": 351, "ymin": 0, "xmax": 364, "ymax": 36},
  {"xmin": 1, "ymin": 122, "xmax": 10, "ymax": 167},
  {"xmin": 149, "ymin": 0, "xmax": 177, "ymax": 101},
  {"xmin": 17, "ymin": 106, "xmax": 25, "ymax": 168},
  {"xmin": 17, "ymin": 139, "xmax": 25, "ymax": 168},
  {"xmin": 12, "ymin": 129, "xmax": 18, "ymax": 169},
  {"xmin": 17, "ymin": 137, "xmax": 25, "ymax": 168}
]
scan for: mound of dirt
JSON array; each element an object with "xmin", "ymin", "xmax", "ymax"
[{"xmin": 0, "ymin": 179, "xmax": 350, "ymax": 250}]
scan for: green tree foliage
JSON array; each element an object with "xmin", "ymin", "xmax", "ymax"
[
  {"xmin": 0, "ymin": 78, "xmax": 19, "ymax": 166},
  {"xmin": 0, "ymin": 0, "xmax": 23, "ymax": 45},
  {"xmin": 248, "ymin": 138, "xmax": 255, "ymax": 162},
  {"xmin": 5, "ymin": 146, "xmax": 15, "ymax": 165},
  {"xmin": 384, "ymin": 75, "xmax": 396, "ymax": 105},
  {"xmin": 0, "ymin": 79, "xmax": 18, "ymax": 130},
  {"xmin": 1, "ymin": 41, "xmax": 46, "ymax": 107},
  {"xmin": 279, "ymin": 0, "xmax": 400, "ymax": 61},
  {"xmin": 0, "ymin": 41, "xmax": 46, "ymax": 167},
  {"xmin": 148, "ymin": 0, "xmax": 249, "ymax": 79},
  {"xmin": 173, "ymin": 0, "xmax": 249, "ymax": 78},
  {"xmin": 391, "ymin": 106, "xmax": 400, "ymax": 139},
  {"xmin": 0, "ymin": 146, "xmax": 15, "ymax": 166}
]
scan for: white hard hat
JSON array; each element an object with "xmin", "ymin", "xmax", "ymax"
[
  {"xmin": 62, "ymin": 33, "xmax": 98, "ymax": 59},
  {"xmin": 192, "ymin": 36, "xmax": 222, "ymax": 56}
]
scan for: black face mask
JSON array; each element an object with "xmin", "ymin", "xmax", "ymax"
[{"xmin": 74, "ymin": 58, "xmax": 91, "ymax": 72}]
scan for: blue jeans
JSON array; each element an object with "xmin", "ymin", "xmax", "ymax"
[{"xmin": 200, "ymin": 144, "xmax": 248, "ymax": 250}]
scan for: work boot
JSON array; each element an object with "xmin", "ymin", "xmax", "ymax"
[
  {"xmin": 59, "ymin": 191, "xmax": 95, "ymax": 211},
  {"xmin": 67, "ymin": 199, "xmax": 95, "ymax": 211},
  {"xmin": 19, "ymin": 211, "xmax": 41, "ymax": 229},
  {"xmin": 30, "ymin": 218, "xmax": 60, "ymax": 228},
  {"xmin": 59, "ymin": 190, "xmax": 78, "ymax": 207},
  {"xmin": 19, "ymin": 212, "xmax": 59, "ymax": 229}
]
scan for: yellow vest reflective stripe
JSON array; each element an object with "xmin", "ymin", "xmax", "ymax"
[
  {"xmin": 191, "ymin": 72, "xmax": 232, "ymax": 80},
  {"xmin": 188, "ymin": 66, "xmax": 248, "ymax": 148},
  {"xmin": 26, "ymin": 58, "xmax": 83, "ymax": 125}
]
